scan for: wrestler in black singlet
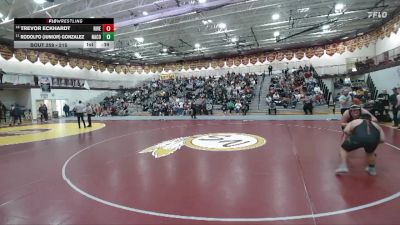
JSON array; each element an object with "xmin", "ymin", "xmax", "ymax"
[{"xmin": 341, "ymin": 119, "xmax": 381, "ymax": 153}]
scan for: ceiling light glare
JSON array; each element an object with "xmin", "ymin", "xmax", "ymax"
[
  {"xmin": 0, "ymin": 16, "xmax": 13, "ymax": 24},
  {"xmin": 90, "ymin": 16, "xmax": 94, "ymax": 18},
  {"xmin": 335, "ymin": 3, "xmax": 345, "ymax": 12},
  {"xmin": 199, "ymin": 0, "xmax": 207, "ymax": 3},
  {"xmin": 142, "ymin": 11, "xmax": 148, "ymax": 16},
  {"xmin": 134, "ymin": 52, "xmax": 142, "ymax": 58},
  {"xmin": 273, "ymin": 31, "xmax": 280, "ymax": 37},
  {"xmin": 163, "ymin": 48, "xmax": 168, "ymax": 52},
  {"xmin": 135, "ymin": 37, "xmax": 144, "ymax": 43},
  {"xmin": 34, "ymin": 0, "xmax": 46, "ymax": 4},
  {"xmin": 231, "ymin": 37, "xmax": 238, "ymax": 42},
  {"xmin": 218, "ymin": 23, "xmax": 226, "ymax": 29},
  {"xmin": 194, "ymin": 43, "xmax": 201, "ymax": 48},
  {"xmin": 297, "ymin": 8, "xmax": 309, "ymax": 13},
  {"xmin": 272, "ymin": 13, "xmax": 280, "ymax": 20}
]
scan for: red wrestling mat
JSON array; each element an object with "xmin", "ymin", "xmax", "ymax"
[{"xmin": 0, "ymin": 120, "xmax": 399, "ymax": 225}]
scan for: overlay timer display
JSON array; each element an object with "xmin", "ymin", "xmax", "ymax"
[{"xmin": 14, "ymin": 18, "xmax": 114, "ymax": 49}]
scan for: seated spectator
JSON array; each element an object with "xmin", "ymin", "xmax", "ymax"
[
  {"xmin": 227, "ymin": 100, "xmax": 235, "ymax": 114},
  {"xmin": 98, "ymin": 69, "xmax": 326, "ymax": 117},
  {"xmin": 273, "ymin": 92, "xmax": 280, "ymax": 101},
  {"xmin": 366, "ymin": 57, "xmax": 374, "ymax": 66},
  {"xmin": 235, "ymin": 101, "xmax": 242, "ymax": 114},
  {"xmin": 266, "ymin": 95, "xmax": 272, "ymax": 106},
  {"xmin": 268, "ymin": 101, "xmax": 277, "ymax": 115}
]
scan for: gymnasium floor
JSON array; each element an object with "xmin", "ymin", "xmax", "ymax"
[{"xmin": 0, "ymin": 117, "xmax": 399, "ymax": 225}]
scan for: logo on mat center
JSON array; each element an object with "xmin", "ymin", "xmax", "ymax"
[{"xmin": 139, "ymin": 133, "xmax": 266, "ymax": 158}]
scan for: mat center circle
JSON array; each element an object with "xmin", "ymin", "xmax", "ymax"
[{"xmin": 185, "ymin": 133, "xmax": 266, "ymax": 151}]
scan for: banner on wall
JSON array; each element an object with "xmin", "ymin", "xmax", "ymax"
[
  {"xmin": 83, "ymin": 80, "xmax": 90, "ymax": 90},
  {"xmin": 160, "ymin": 73, "xmax": 176, "ymax": 80},
  {"xmin": 27, "ymin": 50, "xmax": 38, "ymax": 63},
  {"xmin": 0, "ymin": 45, "xmax": 13, "ymax": 60},
  {"xmin": 39, "ymin": 76, "xmax": 52, "ymax": 93}
]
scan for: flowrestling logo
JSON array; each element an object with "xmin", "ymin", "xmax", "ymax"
[
  {"xmin": 368, "ymin": 11, "xmax": 387, "ymax": 18},
  {"xmin": 139, "ymin": 133, "xmax": 266, "ymax": 158}
]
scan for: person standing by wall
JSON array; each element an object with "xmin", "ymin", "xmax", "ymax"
[
  {"xmin": 268, "ymin": 65, "xmax": 273, "ymax": 76},
  {"xmin": 338, "ymin": 89, "xmax": 352, "ymax": 115},
  {"xmin": 0, "ymin": 68, "xmax": 5, "ymax": 84},
  {"xmin": 38, "ymin": 104, "xmax": 44, "ymax": 123},
  {"xmin": 9, "ymin": 105, "xmax": 21, "ymax": 126},
  {"xmin": 33, "ymin": 76, "xmax": 39, "ymax": 87},
  {"xmin": 14, "ymin": 105, "xmax": 22, "ymax": 125},
  {"xmin": 190, "ymin": 101, "xmax": 197, "ymax": 119},
  {"xmin": 303, "ymin": 94, "xmax": 314, "ymax": 115},
  {"xmin": 42, "ymin": 104, "xmax": 48, "ymax": 122},
  {"xmin": 86, "ymin": 103, "xmax": 94, "ymax": 127},
  {"xmin": 395, "ymin": 87, "xmax": 400, "ymax": 129},
  {"xmin": 74, "ymin": 101, "xmax": 86, "ymax": 128},
  {"xmin": 63, "ymin": 104, "xmax": 70, "ymax": 117},
  {"xmin": 389, "ymin": 87, "xmax": 399, "ymax": 128},
  {"xmin": 0, "ymin": 101, "xmax": 6, "ymax": 125},
  {"xmin": 9, "ymin": 105, "xmax": 15, "ymax": 126},
  {"xmin": 377, "ymin": 90, "xmax": 390, "ymax": 117}
]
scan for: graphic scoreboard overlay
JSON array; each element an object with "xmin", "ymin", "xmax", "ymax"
[{"xmin": 14, "ymin": 18, "xmax": 114, "ymax": 49}]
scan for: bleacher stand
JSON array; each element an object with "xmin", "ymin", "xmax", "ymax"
[{"xmin": 99, "ymin": 72, "xmax": 258, "ymax": 116}]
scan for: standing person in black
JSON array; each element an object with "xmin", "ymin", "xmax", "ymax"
[
  {"xmin": 389, "ymin": 87, "xmax": 398, "ymax": 128},
  {"xmin": 190, "ymin": 101, "xmax": 197, "ymax": 119},
  {"xmin": 0, "ymin": 101, "xmax": 6, "ymax": 124},
  {"xmin": 74, "ymin": 101, "xmax": 86, "ymax": 128},
  {"xmin": 38, "ymin": 104, "xmax": 44, "ymax": 123},
  {"xmin": 376, "ymin": 90, "xmax": 390, "ymax": 120},
  {"xmin": 0, "ymin": 68, "xmax": 4, "ymax": 84},
  {"xmin": 9, "ymin": 105, "xmax": 15, "ymax": 126},
  {"xmin": 9, "ymin": 105, "xmax": 21, "ymax": 126},
  {"xmin": 42, "ymin": 104, "xmax": 48, "ymax": 122},
  {"xmin": 63, "ymin": 104, "xmax": 70, "ymax": 117},
  {"xmin": 377, "ymin": 90, "xmax": 390, "ymax": 112},
  {"xmin": 335, "ymin": 114, "xmax": 385, "ymax": 176},
  {"xmin": 33, "ymin": 76, "xmax": 39, "ymax": 86},
  {"xmin": 241, "ymin": 100, "xmax": 249, "ymax": 115},
  {"xmin": 14, "ymin": 105, "xmax": 22, "ymax": 125},
  {"xmin": 302, "ymin": 95, "xmax": 313, "ymax": 115},
  {"xmin": 268, "ymin": 65, "xmax": 273, "ymax": 76}
]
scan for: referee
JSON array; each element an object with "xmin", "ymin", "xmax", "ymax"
[{"xmin": 74, "ymin": 100, "xmax": 86, "ymax": 128}]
